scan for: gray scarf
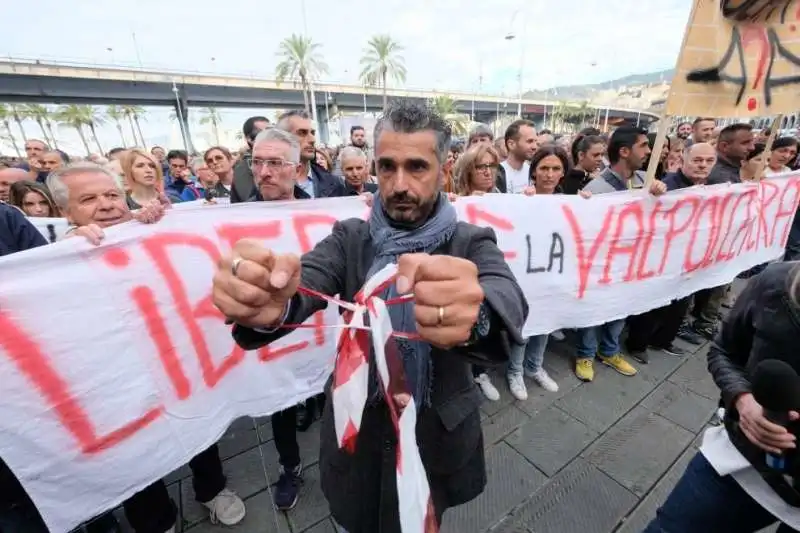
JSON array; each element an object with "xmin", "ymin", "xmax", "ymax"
[{"xmin": 366, "ymin": 192, "xmax": 459, "ymax": 408}]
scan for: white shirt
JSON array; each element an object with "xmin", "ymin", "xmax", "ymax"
[
  {"xmin": 501, "ymin": 160, "xmax": 530, "ymax": 194},
  {"xmin": 764, "ymin": 166, "xmax": 792, "ymax": 177}
]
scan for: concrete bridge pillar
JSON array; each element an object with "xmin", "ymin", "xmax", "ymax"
[
  {"xmin": 171, "ymin": 84, "xmax": 195, "ymax": 153},
  {"xmin": 316, "ymin": 105, "xmax": 330, "ymax": 145}
]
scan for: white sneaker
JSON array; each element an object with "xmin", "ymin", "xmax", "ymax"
[
  {"xmin": 474, "ymin": 373, "xmax": 500, "ymax": 401},
  {"xmin": 527, "ymin": 368, "xmax": 559, "ymax": 392},
  {"xmin": 550, "ymin": 330, "xmax": 566, "ymax": 341},
  {"xmin": 507, "ymin": 374, "xmax": 528, "ymax": 401},
  {"xmin": 202, "ymin": 487, "xmax": 246, "ymax": 526}
]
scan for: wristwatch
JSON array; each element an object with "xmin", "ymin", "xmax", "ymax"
[{"xmin": 465, "ymin": 300, "xmax": 492, "ymax": 345}]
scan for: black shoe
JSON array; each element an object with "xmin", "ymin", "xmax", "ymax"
[
  {"xmin": 296, "ymin": 401, "xmax": 314, "ymax": 432},
  {"xmin": 677, "ymin": 324, "xmax": 704, "ymax": 345},
  {"xmin": 274, "ymin": 463, "xmax": 303, "ymax": 511},
  {"xmin": 693, "ymin": 324, "xmax": 717, "ymax": 340},
  {"xmin": 629, "ymin": 349, "xmax": 649, "ymax": 364},
  {"xmin": 653, "ymin": 344, "xmax": 687, "ymax": 357}
]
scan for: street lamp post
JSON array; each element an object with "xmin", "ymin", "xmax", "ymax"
[{"xmin": 505, "ymin": 10, "xmax": 525, "ymax": 118}]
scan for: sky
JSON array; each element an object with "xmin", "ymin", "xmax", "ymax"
[{"xmin": 0, "ymin": 0, "xmax": 693, "ymax": 155}]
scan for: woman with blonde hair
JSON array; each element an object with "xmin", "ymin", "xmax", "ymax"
[
  {"xmin": 454, "ymin": 143, "xmax": 503, "ymax": 196},
  {"xmin": 121, "ymin": 149, "xmax": 170, "ymax": 209}
]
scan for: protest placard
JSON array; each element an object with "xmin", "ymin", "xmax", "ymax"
[{"xmin": 2, "ymin": 176, "xmax": 799, "ymax": 532}]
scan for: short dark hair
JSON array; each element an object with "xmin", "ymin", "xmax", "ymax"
[
  {"xmin": 277, "ymin": 110, "xmax": 311, "ymax": 132},
  {"xmin": 677, "ymin": 121, "xmax": 692, "ymax": 129},
  {"xmin": 773, "ymin": 136, "xmax": 800, "ymax": 150},
  {"xmin": 693, "ymin": 117, "xmax": 715, "ymax": 127},
  {"xmin": 242, "ymin": 116, "xmax": 270, "ymax": 139},
  {"xmin": 150, "ymin": 146, "xmax": 165, "ymax": 153},
  {"xmin": 607, "ymin": 126, "xmax": 648, "ymax": 164},
  {"xmin": 373, "ymin": 99, "xmax": 452, "ymax": 164},
  {"xmin": 107, "ymin": 147, "xmax": 126, "ymax": 157},
  {"xmin": 350, "ymin": 125, "xmax": 365, "ymax": 135},
  {"xmin": 504, "ymin": 119, "xmax": 536, "ymax": 149},
  {"xmin": 166, "ymin": 149, "xmax": 189, "ymax": 164},
  {"xmin": 539, "ymin": 129, "xmax": 553, "ymax": 136},
  {"xmin": 579, "ymin": 126, "xmax": 601, "ymax": 137},
  {"xmin": 718, "ymin": 123, "xmax": 753, "ymax": 144},
  {"xmin": 747, "ymin": 143, "xmax": 766, "ymax": 161},
  {"xmin": 529, "ymin": 144, "xmax": 571, "ymax": 184}
]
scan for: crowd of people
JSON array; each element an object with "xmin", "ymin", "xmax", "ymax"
[{"xmin": 1, "ymin": 101, "xmax": 799, "ymax": 533}]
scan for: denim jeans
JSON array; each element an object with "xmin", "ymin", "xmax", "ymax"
[
  {"xmin": 644, "ymin": 452, "xmax": 794, "ymax": 532},
  {"xmin": 508, "ymin": 335, "xmax": 548, "ymax": 376},
  {"xmin": 575, "ymin": 319, "xmax": 625, "ymax": 359}
]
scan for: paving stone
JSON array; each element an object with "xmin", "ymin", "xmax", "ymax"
[
  {"xmin": 217, "ymin": 426, "xmax": 261, "ymax": 460},
  {"xmin": 615, "ymin": 444, "xmax": 696, "ymax": 533},
  {"xmin": 505, "ymin": 405, "xmax": 597, "ymax": 476},
  {"xmin": 495, "ymin": 459, "xmax": 637, "ymax": 533},
  {"xmin": 640, "ymin": 381, "xmax": 716, "ymax": 432},
  {"xmin": 667, "ymin": 346, "xmax": 720, "ymax": 400},
  {"xmin": 634, "ymin": 349, "xmax": 688, "ymax": 384},
  {"xmin": 284, "ymin": 464, "xmax": 331, "ymax": 533},
  {"xmin": 302, "ymin": 518, "xmax": 337, "ymax": 533},
  {"xmin": 583, "ymin": 407, "xmax": 694, "ymax": 496},
  {"xmin": 440, "ymin": 442, "xmax": 547, "ymax": 533},
  {"xmin": 515, "ymin": 352, "xmax": 585, "ymax": 417},
  {"xmin": 182, "ymin": 446, "xmax": 271, "ymax": 526},
  {"xmin": 555, "ymin": 367, "xmax": 655, "ymax": 433},
  {"xmin": 479, "ymin": 371, "xmax": 517, "ymax": 417},
  {"xmin": 482, "ymin": 405, "xmax": 530, "ymax": 447},
  {"xmin": 186, "ymin": 490, "xmax": 291, "ymax": 533}
]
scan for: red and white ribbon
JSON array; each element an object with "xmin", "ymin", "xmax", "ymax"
[{"xmin": 300, "ymin": 264, "xmax": 437, "ymax": 533}]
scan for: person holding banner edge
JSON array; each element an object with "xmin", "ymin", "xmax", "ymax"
[
  {"xmin": 213, "ymin": 100, "xmax": 528, "ymax": 533},
  {"xmin": 44, "ymin": 163, "xmax": 247, "ymax": 533},
  {"xmin": 576, "ymin": 126, "xmax": 667, "ymax": 382}
]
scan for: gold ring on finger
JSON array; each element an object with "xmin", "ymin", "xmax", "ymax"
[{"xmin": 437, "ymin": 306, "xmax": 445, "ymax": 327}]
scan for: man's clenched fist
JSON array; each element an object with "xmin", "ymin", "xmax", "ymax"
[{"xmin": 213, "ymin": 239, "xmax": 301, "ymax": 329}]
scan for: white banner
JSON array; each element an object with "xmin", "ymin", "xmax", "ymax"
[
  {"xmin": 2, "ymin": 175, "xmax": 799, "ymax": 532},
  {"xmin": 29, "ymin": 198, "xmax": 230, "ymax": 242}
]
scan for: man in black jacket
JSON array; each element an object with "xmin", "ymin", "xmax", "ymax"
[
  {"xmin": 212, "ymin": 100, "xmax": 527, "ymax": 533},
  {"xmin": 231, "ymin": 116, "xmax": 270, "ymax": 203},
  {"xmin": 276, "ymin": 110, "xmax": 346, "ymax": 199}
]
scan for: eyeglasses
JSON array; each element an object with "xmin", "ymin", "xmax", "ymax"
[
  {"xmin": 475, "ymin": 163, "xmax": 498, "ymax": 172},
  {"xmin": 249, "ymin": 158, "xmax": 295, "ymax": 171}
]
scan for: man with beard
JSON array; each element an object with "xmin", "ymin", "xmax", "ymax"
[
  {"xmin": 46, "ymin": 163, "xmax": 246, "ymax": 533},
  {"xmin": 212, "ymin": 100, "xmax": 527, "ymax": 533},
  {"xmin": 499, "ymin": 119, "xmax": 538, "ymax": 193}
]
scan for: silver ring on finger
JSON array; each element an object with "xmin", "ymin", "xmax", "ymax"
[{"xmin": 231, "ymin": 257, "xmax": 243, "ymax": 278}]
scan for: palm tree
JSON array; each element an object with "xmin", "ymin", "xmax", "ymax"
[
  {"xmin": 22, "ymin": 104, "xmax": 52, "ymax": 145},
  {"xmin": 275, "ymin": 34, "xmax": 329, "ymax": 113},
  {"xmin": 10, "ymin": 105, "xmax": 28, "ymax": 144},
  {"xmin": 121, "ymin": 105, "xmax": 147, "ymax": 148},
  {"xmin": 359, "ymin": 35, "xmax": 407, "ymax": 110},
  {"xmin": 84, "ymin": 107, "xmax": 105, "ymax": 153},
  {"xmin": 199, "ymin": 107, "xmax": 222, "ymax": 145},
  {"xmin": 106, "ymin": 105, "xmax": 128, "ymax": 147},
  {"xmin": 54, "ymin": 105, "xmax": 92, "ymax": 155},
  {"xmin": 429, "ymin": 95, "xmax": 470, "ymax": 137},
  {"xmin": 0, "ymin": 105, "xmax": 22, "ymax": 157}
]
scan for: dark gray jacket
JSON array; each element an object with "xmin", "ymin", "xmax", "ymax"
[{"xmin": 233, "ymin": 218, "xmax": 527, "ymax": 533}]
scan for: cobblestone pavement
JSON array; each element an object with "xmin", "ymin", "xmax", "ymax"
[{"xmin": 112, "ymin": 327, "xmax": 780, "ymax": 533}]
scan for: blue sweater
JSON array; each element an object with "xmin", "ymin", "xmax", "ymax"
[{"xmin": 0, "ymin": 203, "xmax": 47, "ymax": 257}]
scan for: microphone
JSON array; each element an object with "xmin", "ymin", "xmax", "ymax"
[{"xmin": 751, "ymin": 359, "xmax": 800, "ymax": 471}]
